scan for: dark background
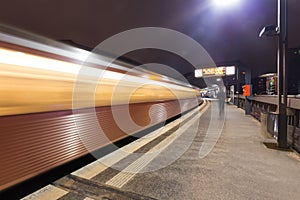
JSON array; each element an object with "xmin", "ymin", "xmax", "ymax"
[{"xmin": 0, "ymin": 0, "xmax": 299, "ymax": 79}]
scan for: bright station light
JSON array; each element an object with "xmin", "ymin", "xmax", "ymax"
[{"xmin": 213, "ymin": 0, "xmax": 240, "ymax": 7}]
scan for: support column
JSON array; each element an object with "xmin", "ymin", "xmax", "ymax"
[{"xmin": 277, "ymin": 0, "xmax": 288, "ymax": 148}]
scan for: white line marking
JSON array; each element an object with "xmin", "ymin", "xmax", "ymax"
[
  {"xmin": 84, "ymin": 197, "xmax": 95, "ymax": 200},
  {"xmin": 72, "ymin": 101, "xmax": 207, "ymax": 179},
  {"xmin": 21, "ymin": 185, "xmax": 68, "ymax": 200},
  {"xmin": 105, "ymin": 103, "xmax": 210, "ymax": 188}
]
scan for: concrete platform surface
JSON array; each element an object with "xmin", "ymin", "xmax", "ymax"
[{"xmin": 121, "ymin": 104, "xmax": 300, "ymax": 200}]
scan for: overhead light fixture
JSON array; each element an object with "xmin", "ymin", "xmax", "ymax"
[{"xmin": 259, "ymin": 25, "xmax": 279, "ymax": 37}]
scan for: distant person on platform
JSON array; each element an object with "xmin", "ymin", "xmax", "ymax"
[{"xmin": 217, "ymin": 86, "xmax": 226, "ymax": 116}]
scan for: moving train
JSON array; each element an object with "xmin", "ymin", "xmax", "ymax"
[{"xmin": 0, "ymin": 25, "xmax": 202, "ymax": 193}]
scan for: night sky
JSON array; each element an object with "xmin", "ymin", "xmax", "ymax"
[{"xmin": 0, "ymin": 0, "xmax": 300, "ymax": 78}]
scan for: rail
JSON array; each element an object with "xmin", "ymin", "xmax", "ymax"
[{"xmin": 233, "ymin": 95, "xmax": 300, "ymax": 152}]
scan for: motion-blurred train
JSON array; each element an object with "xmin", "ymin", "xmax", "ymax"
[{"xmin": 0, "ymin": 25, "xmax": 202, "ymax": 193}]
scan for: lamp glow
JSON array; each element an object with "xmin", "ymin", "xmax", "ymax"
[{"xmin": 213, "ymin": 0, "xmax": 240, "ymax": 7}]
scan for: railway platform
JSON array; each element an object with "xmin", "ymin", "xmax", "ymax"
[{"xmin": 22, "ymin": 103, "xmax": 300, "ymax": 200}]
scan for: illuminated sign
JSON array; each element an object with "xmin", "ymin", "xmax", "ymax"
[
  {"xmin": 195, "ymin": 66, "xmax": 235, "ymax": 77},
  {"xmin": 194, "ymin": 69, "xmax": 203, "ymax": 78},
  {"xmin": 225, "ymin": 66, "xmax": 235, "ymax": 75}
]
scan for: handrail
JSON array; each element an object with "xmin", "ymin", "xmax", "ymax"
[{"xmin": 234, "ymin": 95, "xmax": 300, "ymax": 110}]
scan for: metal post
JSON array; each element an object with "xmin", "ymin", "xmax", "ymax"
[
  {"xmin": 277, "ymin": 0, "xmax": 288, "ymax": 148},
  {"xmin": 236, "ymin": 66, "xmax": 239, "ymax": 108}
]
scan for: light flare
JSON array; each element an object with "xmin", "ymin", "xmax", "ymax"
[{"xmin": 213, "ymin": 0, "xmax": 240, "ymax": 7}]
